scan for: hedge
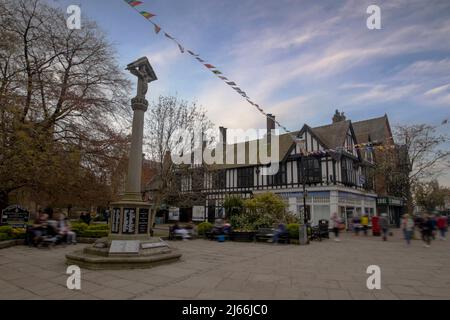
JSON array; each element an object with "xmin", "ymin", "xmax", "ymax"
[
  {"xmin": 86, "ymin": 224, "xmax": 109, "ymax": 231},
  {"xmin": 287, "ymin": 223, "xmax": 299, "ymax": 239},
  {"xmin": 0, "ymin": 226, "xmax": 13, "ymax": 234},
  {"xmin": 78, "ymin": 229, "xmax": 108, "ymax": 238},
  {"xmin": 197, "ymin": 222, "xmax": 213, "ymax": 236},
  {"xmin": 0, "ymin": 233, "xmax": 10, "ymax": 241},
  {"xmin": 71, "ymin": 222, "xmax": 109, "ymax": 238}
]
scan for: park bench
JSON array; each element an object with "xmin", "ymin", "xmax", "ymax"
[
  {"xmin": 168, "ymin": 225, "xmax": 196, "ymax": 240},
  {"xmin": 255, "ymin": 227, "xmax": 289, "ymax": 244}
]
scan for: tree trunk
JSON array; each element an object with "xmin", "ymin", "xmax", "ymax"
[{"xmin": 0, "ymin": 190, "xmax": 9, "ymax": 213}]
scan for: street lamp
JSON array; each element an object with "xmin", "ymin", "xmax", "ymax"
[{"xmin": 298, "ymin": 142, "xmax": 309, "ymax": 245}]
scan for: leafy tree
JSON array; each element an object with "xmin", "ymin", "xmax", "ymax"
[
  {"xmin": 414, "ymin": 180, "xmax": 448, "ymax": 212},
  {"xmin": 230, "ymin": 192, "xmax": 294, "ymax": 230}
]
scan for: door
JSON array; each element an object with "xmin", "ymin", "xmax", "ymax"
[
  {"xmin": 179, "ymin": 207, "xmax": 192, "ymax": 222},
  {"xmin": 207, "ymin": 206, "xmax": 215, "ymax": 223}
]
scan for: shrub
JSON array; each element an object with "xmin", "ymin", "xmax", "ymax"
[
  {"xmin": 287, "ymin": 223, "xmax": 299, "ymax": 239},
  {"xmin": 71, "ymin": 222, "xmax": 89, "ymax": 234},
  {"xmin": 197, "ymin": 222, "xmax": 213, "ymax": 235},
  {"xmin": 223, "ymin": 195, "xmax": 244, "ymax": 217},
  {"xmin": 0, "ymin": 226, "xmax": 13, "ymax": 235},
  {"xmin": 232, "ymin": 192, "xmax": 291, "ymax": 231},
  {"xmin": 78, "ymin": 229, "xmax": 108, "ymax": 238},
  {"xmin": 87, "ymin": 223, "xmax": 109, "ymax": 231},
  {"xmin": 11, "ymin": 228, "xmax": 26, "ymax": 239},
  {"xmin": 0, "ymin": 233, "xmax": 10, "ymax": 241}
]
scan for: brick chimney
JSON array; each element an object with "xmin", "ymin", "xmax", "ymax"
[
  {"xmin": 332, "ymin": 109, "xmax": 346, "ymax": 123},
  {"xmin": 267, "ymin": 114, "xmax": 275, "ymax": 144},
  {"xmin": 219, "ymin": 126, "xmax": 227, "ymax": 145}
]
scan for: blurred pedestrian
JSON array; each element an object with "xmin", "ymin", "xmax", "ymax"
[
  {"xmin": 420, "ymin": 214, "xmax": 433, "ymax": 248},
  {"xmin": 331, "ymin": 212, "xmax": 341, "ymax": 242},
  {"xmin": 30, "ymin": 211, "xmax": 49, "ymax": 246},
  {"xmin": 361, "ymin": 214, "xmax": 369, "ymax": 236},
  {"xmin": 401, "ymin": 214, "xmax": 414, "ymax": 246},
  {"xmin": 272, "ymin": 223, "xmax": 287, "ymax": 244},
  {"xmin": 430, "ymin": 214, "xmax": 437, "ymax": 240},
  {"xmin": 58, "ymin": 214, "xmax": 76, "ymax": 244},
  {"xmin": 352, "ymin": 214, "xmax": 361, "ymax": 236},
  {"xmin": 437, "ymin": 214, "xmax": 448, "ymax": 240},
  {"xmin": 379, "ymin": 213, "xmax": 389, "ymax": 241}
]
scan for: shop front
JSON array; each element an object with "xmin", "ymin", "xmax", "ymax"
[{"xmin": 376, "ymin": 196, "xmax": 405, "ymax": 227}]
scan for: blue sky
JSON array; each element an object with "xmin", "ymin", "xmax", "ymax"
[{"xmin": 50, "ymin": 0, "xmax": 450, "ymax": 184}]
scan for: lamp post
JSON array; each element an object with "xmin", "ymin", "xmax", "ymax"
[{"xmin": 298, "ymin": 145, "xmax": 309, "ymax": 245}]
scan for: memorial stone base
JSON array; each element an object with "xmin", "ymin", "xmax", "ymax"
[{"xmin": 65, "ymin": 197, "xmax": 182, "ymax": 270}]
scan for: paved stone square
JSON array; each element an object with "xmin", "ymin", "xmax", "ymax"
[{"xmin": 1, "ymin": 231, "xmax": 450, "ymax": 300}]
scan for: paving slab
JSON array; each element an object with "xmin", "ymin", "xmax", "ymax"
[{"xmin": 1, "ymin": 231, "xmax": 450, "ymax": 300}]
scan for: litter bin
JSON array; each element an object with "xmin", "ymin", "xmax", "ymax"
[{"xmin": 371, "ymin": 216, "xmax": 380, "ymax": 236}]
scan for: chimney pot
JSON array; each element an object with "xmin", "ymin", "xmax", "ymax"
[
  {"xmin": 219, "ymin": 126, "xmax": 227, "ymax": 144},
  {"xmin": 267, "ymin": 114, "xmax": 275, "ymax": 143}
]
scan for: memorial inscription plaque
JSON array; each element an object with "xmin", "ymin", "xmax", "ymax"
[
  {"xmin": 111, "ymin": 208, "xmax": 121, "ymax": 234},
  {"xmin": 122, "ymin": 208, "xmax": 136, "ymax": 234},
  {"xmin": 138, "ymin": 208, "xmax": 149, "ymax": 234},
  {"xmin": 109, "ymin": 240, "xmax": 140, "ymax": 254}
]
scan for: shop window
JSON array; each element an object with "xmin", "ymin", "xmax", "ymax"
[
  {"xmin": 237, "ymin": 167, "xmax": 254, "ymax": 188},
  {"xmin": 298, "ymin": 157, "xmax": 321, "ymax": 184},
  {"xmin": 267, "ymin": 163, "xmax": 287, "ymax": 186}
]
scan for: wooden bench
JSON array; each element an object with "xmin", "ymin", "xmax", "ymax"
[
  {"xmin": 255, "ymin": 228, "xmax": 290, "ymax": 243},
  {"xmin": 254, "ymin": 228, "xmax": 275, "ymax": 242}
]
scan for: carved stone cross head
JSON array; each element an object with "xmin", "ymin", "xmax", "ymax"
[{"xmin": 126, "ymin": 57, "xmax": 157, "ymax": 99}]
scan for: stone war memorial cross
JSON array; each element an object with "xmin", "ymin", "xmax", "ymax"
[{"xmin": 66, "ymin": 57, "xmax": 181, "ymax": 269}]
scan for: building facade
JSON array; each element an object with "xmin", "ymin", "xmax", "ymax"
[{"xmin": 170, "ymin": 111, "xmax": 397, "ymax": 227}]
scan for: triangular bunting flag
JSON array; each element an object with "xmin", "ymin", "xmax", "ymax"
[
  {"xmin": 187, "ymin": 50, "xmax": 198, "ymax": 56},
  {"xmin": 140, "ymin": 11, "xmax": 156, "ymax": 19},
  {"xmin": 154, "ymin": 24, "xmax": 161, "ymax": 34},
  {"xmin": 218, "ymin": 76, "xmax": 228, "ymax": 80},
  {"xmin": 196, "ymin": 57, "xmax": 205, "ymax": 63},
  {"xmin": 442, "ymin": 119, "xmax": 448, "ymax": 125},
  {"xmin": 126, "ymin": 0, "xmax": 143, "ymax": 7},
  {"xmin": 212, "ymin": 70, "xmax": 222, "ymax": 75},
  {"xmin": 177, "ymin": 43, "xmax": 185, "ymax": 53},
  {"xmin": 164, "ymin": 32, "xmax": 175, "ymax": 40},
  {"xmin": 204, "ymin": 64, "xmax": 215, "ymax": 69},
  {"xmin": 226, "ymin": 81, "xmax": 237, "ymax": 86}
]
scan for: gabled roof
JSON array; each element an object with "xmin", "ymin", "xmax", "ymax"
[
  {"xmin": 178, "ymin": 115, "xmax": 390, "ymax": 170},
  {"xmin": 310, "ymin": 120, "xmax": 351, "ymax": 149},
  {"xmin": 352, "ymin": 115, "xmax": 392, "ymax": 144}
]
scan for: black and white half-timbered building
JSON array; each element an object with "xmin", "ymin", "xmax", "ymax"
[{"xmin": 162, "ymin": 112, "xmax": 395, "ymax": 226}]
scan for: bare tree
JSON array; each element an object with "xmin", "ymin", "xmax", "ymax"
[
  {"xmin": 376, "ymin": 123, "xmax": 450, "ymax": 211},
  {"xmin": 144, "ymin": 95, "xmax": 213, "ymax": 210},
  {"xmin": 0, "ymin": 0, "xmax": 131, "ymax": 211}
]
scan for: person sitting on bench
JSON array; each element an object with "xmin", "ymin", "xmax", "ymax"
[
  {"xmin": 172, "ymin": 222, "xmax": 190, "ymax": 240},
  {"xmin": 272, "ymin": 223, "xmax": 287, "ymax": 244},
  {"xmin": 30, "ymin": 211, "xmax": 49, "ymax": 246}
]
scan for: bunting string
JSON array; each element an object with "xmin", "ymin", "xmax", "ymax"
[
  {"xmin": 122, "ymin": 0, "xmax": 449, "ymax": 157},
  {"xmin": 123, "ymin": 0, "xmax": 293, "ymax": 136}
]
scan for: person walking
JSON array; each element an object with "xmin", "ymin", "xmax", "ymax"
[
  {"xmin": 379, "ymin": 213, "xmax": 389, "ymax": 241},
  {"xmin": 361, "ymin": 214, "xmax": 369, "ymax": 236},
  {"xmin": 401, "ymin": 214, "xmax": 414, "ymax": 246},
  {"xmin": 331, "ymin": 212, "xmax": 341, "ymax": 242},
  {"xmin": 420, "ymin": 214, "xmax": 433, "ymax": 248},
  {"xmin": 437, "ymin": 214, "xmax": 448, "ymax": 240},
  {"xmin": 352, "ymin": 214, "xmax": 361, "ymax": 236}
]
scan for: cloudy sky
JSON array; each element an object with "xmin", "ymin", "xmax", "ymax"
[{"xmin": 50, "ymin": 0, "xmax": 450, "ymax": 184}]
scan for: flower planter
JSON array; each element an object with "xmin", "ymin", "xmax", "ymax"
[{"xmin": 230, "ymin": 231, "xmax": 255, "ymax": 242}]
